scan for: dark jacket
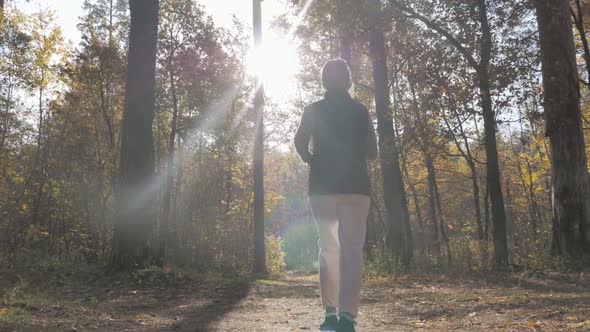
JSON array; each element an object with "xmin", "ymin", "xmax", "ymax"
[{"xmin": 294, "ymin": 92, "xmax": 378, "ymax": 196}]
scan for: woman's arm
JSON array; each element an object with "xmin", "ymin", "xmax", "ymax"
[
  {"xmin": 367, "ymin": 112, "xmax": 378, "ymax": 160},
  {"xmin": 294, "ymin": 106, "xmax": 314, "ymax": 163}
]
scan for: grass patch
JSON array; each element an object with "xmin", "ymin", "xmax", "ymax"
[
  {"xmin": 0, "ymin": 307, "xmax": 31, "ymax": 326},
  {"xmin": 254, "ymin": 279, "xmax": 290, "ymax": 286}
]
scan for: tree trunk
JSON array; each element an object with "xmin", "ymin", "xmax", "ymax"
[
  {"xmin": 476, "ymin": 0, "xmax": 509, "ymax": 269},
  {"xmin": 535, "ymin": 0, "xmax": 590, "ymax": 257},
  {"xmin": 425, "ymin": 156, "xmax": 441, "ymax": 255},
  {"xmin": 403, "ymin": 159, "xmax": 425, "ymax": 252},
  {"xmin": 159, "ymin": 68, "xmax": 179, "ymax": 263},
  {"xmin": 111, "ymin": 0, "xmax": 159, "ymax": 269},
  {"xmin": 472, "ymin": 162, "xmax": 487, "ymax": 263},
  {"xmin": 432, "ymin": 163, "xmax": 452, "ymax": 266},
  {"xmin": 99, "ymin": 79, "xmax": 115, "ymax": 149},
  {"xmin": 252, "ymin": 0, "xmax": 266, "ymax": 274},
  {"xmin": 31, "ymin": 80, "xmax": 46, "ymax": 227},
  {"xmin": 478, "ymin": 71, "xmax": 508, "ymax": 269},
  {"xmin": 368, "ymin": 0, "xmax": 413, "ymax": 267}
]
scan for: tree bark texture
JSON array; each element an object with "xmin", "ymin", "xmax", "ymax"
[
  {"xmin": 111, "ymin": 0, "xmax": 160, "ymax": 269},
  {"xmin": 535, "ymin": 0, "xmax": 590, "ymax": 257}
]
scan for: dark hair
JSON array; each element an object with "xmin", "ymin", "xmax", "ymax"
[{"xmin": 321, "ymin": 59, "xmax": 352, "ymax": 93}]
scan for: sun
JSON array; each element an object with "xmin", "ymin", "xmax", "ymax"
[{"xmin": 247, "ymin": 30, "xmax": 301, "ymax": 102}]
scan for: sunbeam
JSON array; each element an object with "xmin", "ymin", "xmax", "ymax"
[
  {"xmin": 246, "ymin": 0, "xmax": 316, "ymax": 101},
  {"xmin": 123, "ymin": 0, "xmax": 318, "ymax": 223}
]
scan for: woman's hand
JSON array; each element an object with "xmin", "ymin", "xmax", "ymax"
[{"xmin": 295, "ymin": 106, "xmax": 314, "ymax": 163}]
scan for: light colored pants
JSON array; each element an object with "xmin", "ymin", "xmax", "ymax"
[{"xmin": 309, "ymin": 194, "xmax": 370, "ymax": 318}]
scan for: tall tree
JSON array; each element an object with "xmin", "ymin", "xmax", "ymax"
[
  {"xmin": 534, "ymin": 0, "xmax": 590, "ymax": 257},
  {"xmin": 389, "ymin": 0, "xmax": 509, "ymax": 269},
  {"xmin": 252, "ymin": 0, "xmax": 266, "ymax": 274},
  {"xmin": 367, "ymin": 0, "xmax": 412, "ymax": 266},
  {"xmin": 28, "ymin": 10, "xmax": 64, "ymax": 229},
  {"xmin": 157, "ymin": 0, "xmax": 193, "ymax": 262},
  {"xmin": 111, "ymin": 0, "xmax": 160, "ymax": 269}
]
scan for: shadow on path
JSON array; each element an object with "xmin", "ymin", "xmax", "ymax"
[{"xmin": 143, "ymin": 280, "xmax": 252, "ymax": 332}]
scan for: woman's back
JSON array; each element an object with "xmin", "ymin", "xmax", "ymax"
[
  {"xmin": 296, "ymin": 93, "xmax": 374, "ymax": 196},
  {"xmin": 311, "ymin": 94, "xmax": 369, "ymax": 160}
]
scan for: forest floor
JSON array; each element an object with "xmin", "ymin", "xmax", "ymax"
[{"xmin": 0, "ymin": 267, "xmax": 589, "ymax": 331}]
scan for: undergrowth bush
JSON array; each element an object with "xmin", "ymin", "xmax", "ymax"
[{"xmin": 265, "ymin": 233, "xmax": 286, "ymax": 277}]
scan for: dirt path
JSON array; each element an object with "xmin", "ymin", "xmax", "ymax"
[{"xmin": 1, "ymin": 270, "xmax": 590, "ymax": 331}]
